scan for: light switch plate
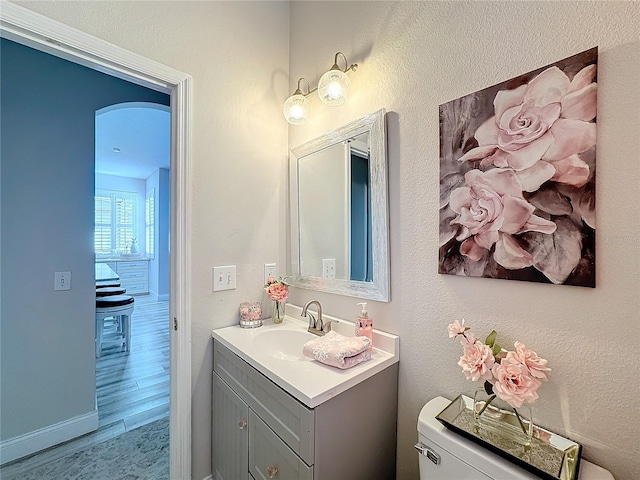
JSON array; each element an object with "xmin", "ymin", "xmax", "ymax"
[
  {"xmin": 54, "ymin": 271, "xmax": 71, "ymax": 291},
  {"xmin": 264, "ymin": 263, "xmax": 276, "ymax": 284},
  {"xmin": 213, "ymin": 265, "xmax": 236, "ymax": 292}
]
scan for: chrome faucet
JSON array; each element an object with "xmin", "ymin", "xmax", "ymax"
[{"xmin": 301, "ymin": 300, "xmax": 336, "ymax": 336}]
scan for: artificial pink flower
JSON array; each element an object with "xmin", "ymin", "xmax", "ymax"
[
  {"xmin": 265, "ymin": 282, "xmax": 289, "ymax": 302},
  {"xmin": 447, "ymin": 319, "xmax": 476, "ymax": 345},
  {"xmin": 491, "ymin": 356, "xmax": 542, "ymax": 408},
  {"xmin": 460, "ymin": 331, "xmax": 477, "ymax": 347},
  {"xmin": 449, "ymin": 169, "xmax": 556, "ymax": 269},
  {"xmin": 448, "ymin": 319, "xmax": 467, "ymax": 338},
  {"xmin": 458, "ymin": 65, "xmax": 597, "ymax": 191},
  {"xmin": 458, "ymin": 342, "xmax": 495, "ymax": 382},
  {"xmin": 510, "ymin": 341, "xmax": 551, "ymax": 380}
]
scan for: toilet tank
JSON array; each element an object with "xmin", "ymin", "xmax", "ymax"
[{"xmin": 416, "ymin": 397, "xmax": 614, "ymax": 480}]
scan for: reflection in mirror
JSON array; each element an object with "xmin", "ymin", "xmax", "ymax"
[
  {"xmin": 298, "ymin": 131, "xmax": 371, "ymax": 282},
  {"xmin": 289, "ymin": 109, "xmax": 389, "ymax": 301}
]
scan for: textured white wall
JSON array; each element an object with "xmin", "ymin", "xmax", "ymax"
[
  {"xmin": 288, "ymin": 2, "xmax": 639, "ymax": 479},
  {"xmin": 15, "ymin": 2, "xmax": 290, "ymax": 478}
]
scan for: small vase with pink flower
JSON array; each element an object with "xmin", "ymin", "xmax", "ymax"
[{"xmin": 264, "ymin": 276, "xmax": 290, "ymax": 324}]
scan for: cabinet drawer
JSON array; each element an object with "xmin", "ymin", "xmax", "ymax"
[
  {"xmin": 118, "ymin": 270, "xmax": 148, "ymax": 280},
  {"xmin": 214, "ymin": 341, "xmax": 315, "ymax": 465},
  {"xmin": 117, "ymin": 261, "xmax": 149, "ymax": 271},
  {"xmin": 249, "ymin": 411, "xmax": 313, "ymax": 480},
  {"xmin": 121, "ymin": 282, "xmax": 148, "ymax": 294}
]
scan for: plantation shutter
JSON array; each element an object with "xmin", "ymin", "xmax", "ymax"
[
  {"xmin": 95, "ymin": 195, "xmax": 112, "ymax": 255},
  {"xmin": 115, "ymin": 194, "xmax": 135, "ymax": 252},
  {"xmin": 146, "ymin": 189, "xmax": 155, "ymax": 259},
  {"xmin": 95, "ymin": 190, "xmax": 136, "ymax": 255}
]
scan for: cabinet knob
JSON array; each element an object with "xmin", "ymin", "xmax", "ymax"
[
  {"xmin": 266, "ymin": 466, "xmax": 278, "ymax": 478},
  {"xmin": 237, "ymin": 419, "xmax": 247, "ymax": 429}
]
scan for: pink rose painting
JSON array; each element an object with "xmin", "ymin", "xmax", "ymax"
[{"xmin": 439, "ymin": 48, "xmax": 597, "ymax": 287}]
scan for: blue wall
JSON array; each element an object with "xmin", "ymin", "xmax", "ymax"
[{"xmin": 0, "ymin": 38, "xmax": 168, "ymax": 448}]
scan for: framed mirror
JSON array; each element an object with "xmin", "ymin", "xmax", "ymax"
[{"xmin": 288, "ymin": 109, "xmax": 389, "ymax": 301}]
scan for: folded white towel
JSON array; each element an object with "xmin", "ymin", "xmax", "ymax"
[{"xmin": 302, "ymin": 331, "xmax": 372, "ymax": 369}]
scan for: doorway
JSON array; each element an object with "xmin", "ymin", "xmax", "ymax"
[
  {"xmin": 0, "ymin": 4, "xmax": 192, "ymax": 478},
  {"xmin": 94, "ymin": 102, "xmax": 171, "ymax": 433}
]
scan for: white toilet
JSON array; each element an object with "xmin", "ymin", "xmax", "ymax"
[{"xmin": 417, "ymin": 397, "xmax": 615, "ymax": 480}]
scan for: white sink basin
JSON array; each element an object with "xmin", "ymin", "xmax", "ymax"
[
  {"xmin": 213, "ymin": 307, "xmax": 399, "ymax": 407},
  {"xmin": 252, "ymin": 329, "xmax": 315, "ymax": 361}
]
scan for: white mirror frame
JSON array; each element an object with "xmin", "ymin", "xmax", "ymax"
[{"xmin": 289, "ymin": 109, "xmax": 389, "ymax": 302}]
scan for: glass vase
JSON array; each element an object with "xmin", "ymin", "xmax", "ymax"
[
  {"xmin": 272, "ymin": 300, "xmax": 285, "ymax": 324},
  {"xmin": 473, "ymin": 388, "xmax": 533, "ymax": 450}
]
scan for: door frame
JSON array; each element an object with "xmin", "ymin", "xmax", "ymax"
[{"xmin": 0, "ymin": 3, "xmax": 192, "ymax": 478}]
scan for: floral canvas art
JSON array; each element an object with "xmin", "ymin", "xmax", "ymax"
[{"xmin": 439, "ymin": 48, "xmax": 597, "ymax": 287}]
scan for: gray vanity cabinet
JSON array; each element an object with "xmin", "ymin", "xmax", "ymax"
[
  {"xmin": 213, "ymin": 373, "xmax": 249, "ymax": 480},
  {"xmin": 213, "ymin": 340, "xmax": 398, "ymax": 480}
]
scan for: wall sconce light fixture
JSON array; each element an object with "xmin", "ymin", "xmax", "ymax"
[
  {"xmin": 283, "ymin": 78, "xmax": 312, "ymax": 125},
  {"xmin": 283, "ymin": 52, "xmax": 358, "ymax": 125}
]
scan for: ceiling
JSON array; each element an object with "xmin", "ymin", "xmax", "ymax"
[{"xmin": 95, "ymin": 102, "xmax": 170, "ymax": 179}]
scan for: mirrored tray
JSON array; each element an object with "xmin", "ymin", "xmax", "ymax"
[{"xmin": 436, "ymin": 395, "xmax": 582, "ymax": 480}]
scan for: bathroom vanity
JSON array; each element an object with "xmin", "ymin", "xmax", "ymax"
[{"xmin": 211, "ymin": 307, "xmax": 399, "ymax": 480}]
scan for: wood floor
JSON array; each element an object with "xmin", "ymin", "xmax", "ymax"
[
  {"xmin": 0, "ymin": 295, "xmax": 170, "ymax": 478},
  {"xmin": 97, "ymin": 294, "xmax": 170, "ymax": 430}
]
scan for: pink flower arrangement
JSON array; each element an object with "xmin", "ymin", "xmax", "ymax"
[
  {"xmin": 448, "ymin": 319, "xmax": 550, "ymax": 409},
  {"xmin": 264, "ymin": 276, "xmax": 289, "ymax": 302}
]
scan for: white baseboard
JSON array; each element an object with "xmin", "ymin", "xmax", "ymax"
[
  {"xmin": 0, "ymin": 410, "xmax": 98, "ymax": 465},
  {"xmin": 201, "ymin": 475, "xmax": 214, "ymax": 480}
]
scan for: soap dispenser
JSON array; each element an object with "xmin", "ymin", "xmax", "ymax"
[{"xmin": 355, "ymin": 302, "xmax": 373, "ymax": 350}]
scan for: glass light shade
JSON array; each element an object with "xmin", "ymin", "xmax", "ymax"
[
  {"xmin": 318, "ymin": 69, "xmax": 350, "ymax": 106},
  {"xmin": 283, "ymin": 93, "xmax": 311, "ymax": 125}
]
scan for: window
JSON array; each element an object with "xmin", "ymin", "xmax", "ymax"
[
  {"xmin": 146, "ymin": 189, "xmax": 155, "ymax": 259},
  {"xmin": 95, "ymin": 190, "xmax": 136, "ymax": 255}
]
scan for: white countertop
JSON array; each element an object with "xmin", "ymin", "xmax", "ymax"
[
  {"xmin": 96, "ymin": 256, "xmax": 150, "ymax": 262},
  {"xmin": 211, "ymin": 304, "xmax": 399, "ymax": 408},
  {"xmin": 95, "ymin": 262, "xmax": 119, "ymax": 282}
]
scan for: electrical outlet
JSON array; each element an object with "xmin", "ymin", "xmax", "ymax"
[
  {"xmin": 54, "ymin": 271, "xmax": 71, "ymax": 291},
  {"xmin": 322, "ymin": 259, "xmax": 336, "ymax": 279},
  {"xmin": 264, "ymin": 263, "xmax": 277, "ymax": 284},
  {"xmin": 213, "ymin": 265, "xmax": 237, "ymax": 292}
]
